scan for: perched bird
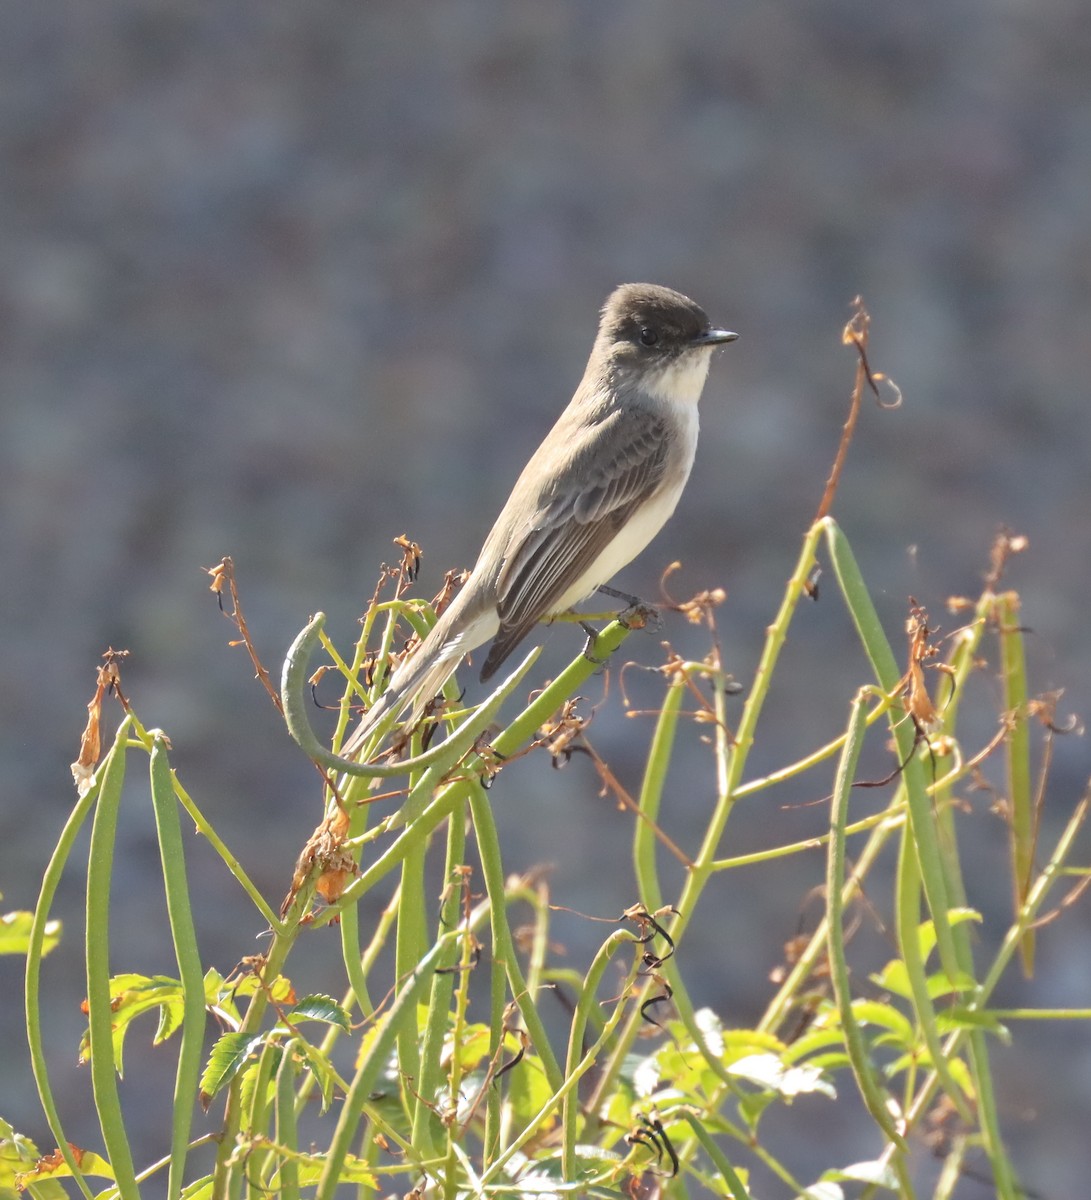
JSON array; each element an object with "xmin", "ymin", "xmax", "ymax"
[{"xmin": 342, "ymin": 283, "xmax": 737, "ymax": 756}]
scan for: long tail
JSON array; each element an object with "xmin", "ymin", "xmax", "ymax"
[{"xmin": 339, "ymin": 589, "xmax": 492, "ymax": 759}]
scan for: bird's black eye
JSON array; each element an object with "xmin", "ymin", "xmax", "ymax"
[{"xmin": 639, "ymin": 326, "xmax": 659, "ymax": 347}]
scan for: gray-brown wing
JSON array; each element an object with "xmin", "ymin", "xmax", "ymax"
[{"xmin": 479, "ymin": 409, "xmax": 669, "ymax": 680}]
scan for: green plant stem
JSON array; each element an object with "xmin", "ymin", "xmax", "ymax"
[
  {"xmin": 998, "ymin": 591, "xmax": 1035, "ymax": 974},
  {"xmin": 590, "ymin": 524, "xmax": 829, "ymax": 1111},
  {"xmin": 124, "ymin": 711, "xmax": 282, "ymax": 931},
  {"xmin": 313, "ymin": 935, "xmax": 456, "ymax": 1200},
  {"xmin": 274, "ymin": 1049, "xmax": 301, "ymax": 1200},
  {"xmin": 760, "ymin": 803, "xmax": 903, "ymax": 1036},
  {"xmin": 476, "ymin": 930, "xmax": 639, "ymax": 1188},
  {"xmin": 893, "ymin": 809, "xmax": 975, "ymax": 1123},
  {"xmin": 149, "ymin": 736, "xmax": 208, "ymax": 1200},
  {"xmin": 212, "ymin": 876, "xmax": 317, "ymax": 1199},
  {"xmin": 680, "ymin": 1112, "xmax": 751, "ymax": 1200},
  {"xmin": 887, "ymin": 794, "xmax": 1088, "ymax": 1167},
  {"xmin": 411, "ymin": 819, "xmax": 468, "ymax": 1157},
  {"xmin": 281, "ymin": 611, "xmax": 531, "ymax": 780},
  {"xmin": 560, "ymin": 929, "xmax": 640, "ymax": 1181},
  {"xmin": 823, "ymin": 519, "xmax": 965, "ymax": 986},
  {"xmin": 827, "ymin": 688, "xmax": 909, "ymax": 1150},
  {"xmin": 25, "ymin": 766, "xmax": 103, "ymax": 1200},
  {"xmin": 85, "ymin": 715, "xmax": 141, "ymax": 1200},
  {"xmin": 966, "ymin": 1024, "xmax": 1020, "ymax": 1200},
  {"xmin": 469, "ymin": 784, "xmax": 564, "ymax": 1093},
  {"xmin": 631, "ymin": 672, "xmax": 686, "ymax": 914}
]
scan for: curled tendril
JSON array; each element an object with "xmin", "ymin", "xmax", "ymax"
[{"xmin": 280, "ymin": 613, "xmax": 539, "ymax": 779}]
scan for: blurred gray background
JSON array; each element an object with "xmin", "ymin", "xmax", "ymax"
[{"xmin": 2, "ymin": 2, "xmax": 1089, "ymax": 1196}]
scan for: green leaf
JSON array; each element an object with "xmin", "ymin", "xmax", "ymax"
[
  {"xmin": 850, "ymin": 999, "xmax": 914, "ymax": 1045},
  {"xmin": 0, "ymin": 910, "xmax": 61, "ymax": 957},
  {"xmin": 925, "ymin": 970, "xmax": 979, "ymax": 1000},
  {"xmin": 238, "ymin": 1044, "xmax": 281, "ymax": 1118},
  {"xmin": 917, "ymin": 909, "xmax": 981, "ymax": 964},
  {"xmin": 77, "ymin": 973, "xmax": 186, "ymax": 1076},
  {"xmin": 870, "ymin": 959, "xmax": 912, "ymax": 999},
  {"xmin": 200, "ymin": 1032, "xmax": 266, "ymax": 1102},
  {"xmin": 780, "ymin": 1027, "xmax": 846, "ymax": 1064},
  {"xmin": 9, "ymin": 1144, "xmax": 114, "ymax": 1194},
  {"xmin": 821, "ymin": 1159, "xmax": 899, "ymax": 1189},
  {"xmin": 632, "ymin": 1052, "xmax": 661, "ymax": 1098},
  {"xmin": 288, "ymin": 994, "xmax": 352, "ymax": 1032},
  {"xmin": 935, "ymin": 1007, "xmax": 1011, "ymax": 1041},
  {"xmin": 871, "ymin": 959, "xmax": 976, "ymax": 1002},
  {"xmin": 0, "ymin": 1120, "xmax": 68, "ymax": 1200},
  {"xmin": 799, "ymin": 1182, "xmax": 843, "ymax": 1200},
  {"xmin": 287, "ymin": 1149, "xmax": 377, "ymax": 1187},
  {"xmin": 728, "ymin": 1053, "xmax": 836, "ymax": 1100},
  {"xmin": 446, "ymin": 1021, "xmax": 494, "ymax": 1073},
  {"xmin": 294, "ymin": 1038, "xmax": 341, "ymax": 1112},
  {"xmin": 805, "ymin": 1051, "xmax": 852, "ymax": 1073},
  {"xmin": 506, "ymin": 1052, "xmax": 556, "ymax": 1134}
]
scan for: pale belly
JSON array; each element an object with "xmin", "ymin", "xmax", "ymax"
[{"xmin": 551, "ymin": 473, "xmax": 689, "ymax": 612}]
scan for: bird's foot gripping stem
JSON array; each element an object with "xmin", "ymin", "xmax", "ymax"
[{"xmin": 595, "ymin": 584, "xmax": 662, "ymax": 633}]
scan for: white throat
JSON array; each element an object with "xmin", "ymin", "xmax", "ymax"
[{"xmin": 643, "ymin": 348, "xmax": 714, "ymax": 407}]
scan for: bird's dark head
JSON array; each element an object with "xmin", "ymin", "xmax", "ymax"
[{"xmin": 597, "ymin": 283, "xmax": 737, "ymax": 403}]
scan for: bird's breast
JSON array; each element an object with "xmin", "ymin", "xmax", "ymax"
[{"xmin": 553, "ymin": 408, "xmax": 698, "ymax": 612}]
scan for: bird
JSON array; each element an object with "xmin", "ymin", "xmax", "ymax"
[{"xmin": 341, "ymin": 282, "xmax": 737, "ymax": 757}]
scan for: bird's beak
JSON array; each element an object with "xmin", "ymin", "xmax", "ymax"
[{"xmin": 691, "ymin": 327, "xmax": 739, "ymax": 346}]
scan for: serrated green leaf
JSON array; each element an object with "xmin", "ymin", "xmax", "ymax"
[
  {"xmin": 155, "ymin": 993, "xmax": 184, "ymax": 1044},
  {"xmin": 0, "ymin": 1122, "xmax": 67, "ymax": 1200},
  {"xmin": 289, "ymin": 994, "xmax": 352, "ymax": 1031},
  {"xmin": 719, "ymin": 1028, "xmax": 786, "ymax": 1060},
  {"xmin": 805, "ymin": 1051, "xmax": 852, "ymax": 1072},
  {"xmin": 200, "ymin": 1032, "xmax": 266, "ymax": 1101},
  {"xmin": 77, "ymin": 973, "xmax": 185, "ymax": 1075}
]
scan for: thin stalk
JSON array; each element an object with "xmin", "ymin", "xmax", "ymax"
[
  {"xmin": 149, "ymin": 736, "xmax": 208, "ymax": 1200},
  {"xmin": 85, "ymin": 716, "xmax": 140, "ymax": 1200},
  {"xmin": 827, "ymin": 689, "xmax": 909, "ymax": 1150}
]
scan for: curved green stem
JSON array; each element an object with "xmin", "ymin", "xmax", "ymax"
[
  {"xmin": 25, "ymin": 765, "xmax": 102, "ymax": 1200},
  {"xmin": 281, "ymin": 613, "xmax": 538, "ymax": 778}
]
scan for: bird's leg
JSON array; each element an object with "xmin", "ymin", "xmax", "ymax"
[
  {"xmin": 596, "ymin": 583, "xmax": 642, "ymax": 606},
  {"xmin": 596, "ymin": 584, "xmax": 662, "ymax": 633}
]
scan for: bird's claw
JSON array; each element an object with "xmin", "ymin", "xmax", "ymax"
[{"xmin": 619, "ymin": 601, "xmax": 661, "ymax": 633}]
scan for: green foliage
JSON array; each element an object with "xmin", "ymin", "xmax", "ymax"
[
  {"xmin": 13, "ymin": 356, "xmax": 1091, "ymax": 1198},
  {"xmin": 0, "ymin": 903, "xmax": 60, "ymax": 958}
]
